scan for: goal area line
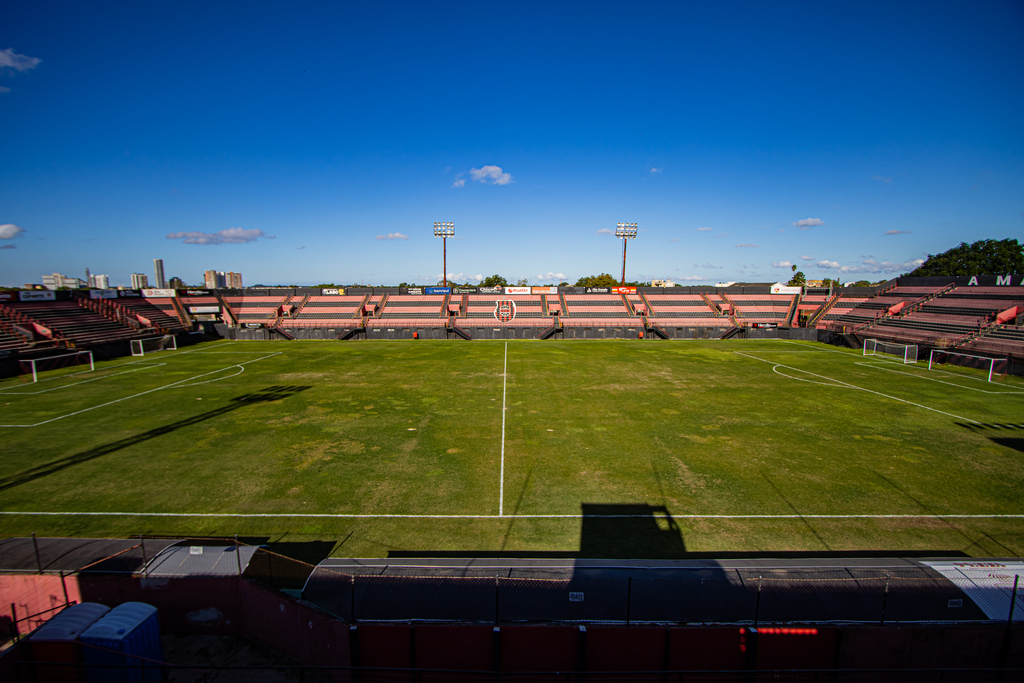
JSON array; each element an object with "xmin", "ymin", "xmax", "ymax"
[{"xmin": 2, "ymin": 511, "xmax": 1021, "ymax": 520}]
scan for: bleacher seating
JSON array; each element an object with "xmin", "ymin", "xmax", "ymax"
[
  {"xmin": 961, "ymin": 325, "xmax": 1024, "ymax": 357},
  {"xmin": 377, "ymin": 295, "xmax": 446, "ymax": 321},
  {"xmin": 224, "ymin": 295, "xmax": 289, "ymax": 322},
  {"xmin": 562, "ymin": 294, "xmax": 639, "ymax": 321},
  {"xmin": 727, "ymin": 294, "xmax": 794, "ymax": 323},
  {"xmin": 120, "ymin": 298, "xmax": 186, "ymax": 331},
  {"xmin": 139, "ymin": 297, "xmax": 186, "ymax": 326},
  {"xmin": 817, "ymin": 298, "xmax": 875, "ymax": 328},
  {"xmin": 285, "ymin": 295, "xmax": 364, "ymax": 327},
  {"xmin": 642, "ymin": 294, "xmax": 721, "ymax": 326},
  {"xmin": 462, "ymin": 295, "xmax": 546, "ymax": 323},
  {"xmin": 9, "ymin": 301, "xmax": 162, "ymax": 346}
]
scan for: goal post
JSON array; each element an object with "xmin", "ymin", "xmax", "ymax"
[
  {"xmin": 928, "ymin": 350, "xmax": 1008, "ymax": 383},
  {"xmin": 131, "ymin": 335, "xmax": 177, "ymax": 357},
  {"xmin": 863, "ymin": 339, "xmax": 918, "ymax": 364},
  {"xmin": 18, "ymin": 350, "xmax": 94, "ymax": 383}
]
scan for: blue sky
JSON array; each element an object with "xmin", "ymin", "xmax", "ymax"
[{"xmin": 1, "ymin": 1, "xmax": 1022, "ymax": 287}]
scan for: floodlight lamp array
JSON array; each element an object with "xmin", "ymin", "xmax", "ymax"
[
  {"xmin": 433, "ymin": 221, "xmax": 455, "ymax": 237},
  {"xmin": 615, "ymin": 222, "xmax": 638, "ymax": 239}
]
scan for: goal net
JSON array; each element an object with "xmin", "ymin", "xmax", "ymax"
[
  {"xmin": 928, "ymin": 350, "xmax": 1008, "ymax": 382},
  {"xmin": 863, "ymin": 339, "xmax": 918, "ymax": 364},
  {"xmin": 131, "ymin": 335, "xmax": 177, "ymax": 357},
  {"xmin": 18, "ymin": 350, "xmax": 94, "ymax": 383}
]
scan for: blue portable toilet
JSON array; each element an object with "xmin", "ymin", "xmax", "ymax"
[
  {"xmin": 29, "ymin": 603, "xmax": 111, "ymax": 682},
  {"xmin": 80, "ymin": 602, "xmax": 163, "ymax": 683}
]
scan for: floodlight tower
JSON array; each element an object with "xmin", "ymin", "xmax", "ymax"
[
  {"xmin": 433, "ymin": 222, "xmax": 455, "ymax": 286},
  {"xmin": 615, "ymin": 222, "xmax": 638, "ymax": 285}
]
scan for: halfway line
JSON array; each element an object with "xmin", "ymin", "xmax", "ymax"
[{"xmin": 1, "ymin": 511, "xmax": 1022, "ymax": 520}]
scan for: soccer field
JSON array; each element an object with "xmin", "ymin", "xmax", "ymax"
[{"xmin": 1, "ymin": 339, "xmax": 1022, "ymax": 558}]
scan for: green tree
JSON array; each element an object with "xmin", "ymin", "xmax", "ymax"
[
  {"xmin": 574, "ymin": 273, "xmax": 620, "ymax": 287},
  {"xmin": 787, "ymin": 270, "xmax": 806, "ymax": 287},
  {"xmin": 479, "ymin": 274, "xmax": 508, "ymax": 287},
  {"xmin": 908, "ymin": 238, "xmax": 1024, "ymax": 276}
]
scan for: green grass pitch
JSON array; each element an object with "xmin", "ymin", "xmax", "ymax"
[{"xmin": 0, "ymin": 339, "xmax": 1022, "ymax": 559}]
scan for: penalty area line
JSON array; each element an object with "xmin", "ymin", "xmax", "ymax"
[{"xmin": 2, "ymin": 511, "xmax": 1023, "ymax": 520}]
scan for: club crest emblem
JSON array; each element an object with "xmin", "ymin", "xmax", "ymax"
[{"xmin": 494, "ymin": 299, "xmax": 516, "ymax": 323}]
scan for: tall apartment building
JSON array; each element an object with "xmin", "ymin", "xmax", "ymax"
[
  {"xmin": 204, "ymin": 270, "xmax": 243, "ymax": 288},
  {"xmin": 130, "ymin": 273, "xmax": 149, "ymax": 289},
  {"xmin": 42, "ymin": 273, "xmax": 86, "ymax": 290},
  {"xmin": 153, "ymin": 259, "xmax": 166, "ymax": 289},
  {"xmin": 168, "ymin": 276, "xmax": 183, "ymax": 289},
  {"xmin": 92, "ymin": 274, "xmax": 110, "ymax": 289}
]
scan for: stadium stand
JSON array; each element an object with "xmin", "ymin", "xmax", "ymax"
[
  {"xmin": 286, "ymin": 295, "xmax": 364, "ymax": 328},
  {"xmin": 456, "ymin": 294, "xmax": 548, "ymax": 328},
  {"xmin": 121, "ymin": 297, "xmax": 187, "ymax": 331},
  {"xmin": 7, "ymin": 300, "xmax": 163, "ymax": 347},
  {"xmin": 642, "ymin": 294, "xmax": 722, "ymax": 327},
  {"xmin": 224, "ymin": 294, "xmax": 292, "ymax": 323},
  {"xmin": 561, "ymin": 294, "xmax": 643, "ymax": 327},
  {"xmin": 727, "ymin": 294, "xmax": 795, "ymax": 324}
]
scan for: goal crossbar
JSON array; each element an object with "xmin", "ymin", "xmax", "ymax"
[
  {"xmin": 863, "ymin": 339, "xmax": 918, "ymax": 364},
  {"xmin": 928, "ymin": 349, "xmax": 1008, "ymax": 383},
  {"xmin": 18, "ymin": 350, "xmax": 94, "ymax": 383},
  {"xmin": 131, "ymin": 335, "xmax": 177, "ymax": 357}
]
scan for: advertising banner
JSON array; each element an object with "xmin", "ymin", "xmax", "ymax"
[
  {"xmin": 452, "ymin": 287, "xmax": 478, "ymax": 294},
  {"xmin": 183, "ymin": 289, "xmax": 211, "ymax": 296},
  {"xmin": 245, "ymin": 323, "xmax": 264, "ymax": 329},
  {"xmin": 143, "ymin": 288, "xmax": 177, "ymax": 298},
  {"xmin": 613, "ymin": 286, "xmax": 637, "ymax": 294},
  {"xmin": 118, "ymin": 289, "xmax": 141, "ymax": 297},
  {"xmin": 585, "ymin": 287, "xmax": 610, "ymax": 294},
  {"xmin": 20, "ymin": 291, "xmax": 56, "ymax": 301},
  {"xmin": 402, "ymin": 287, "xmax": 424, "ymax": 295},
  {"xmin": 770, "ymin": 283, "xmax": 802, "ymax": 294},
  {"xmin": 425, "ymin": 287, "xmax": 451, "ymax": 295},
  {"xmin": 189, "ymin": 306, "xmax": 221, "ymax": 314},
  {"xmin": 505, "ymin": 286, "xmax": 531, "ymax": 295},
  {"xmin": 478, "ymin": 286, "xmax": 503, "ymax": 294},
  {"xmin": 751, "ymin": 323, "xmax": 778, "ymax": 329},
  {"xmin": 0, "ymin": 292, "xmax": 16, "ymax": 302},
  {"xmin": 90, "ymin": 289, "xmax": 119, "ymax": 299},
  {"xmin": 321, "ymin": 288, "xmax": 345, "ymax": 296},
  {"xmin": 531, "ymin": 286, "xmax": 558, "ymax": 294}
]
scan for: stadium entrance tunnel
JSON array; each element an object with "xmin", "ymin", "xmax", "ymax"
[
  {"xmin": 957, "ymin": 421, "xmax": 1024, "ymax": 454},
  {"xmin": 0, "ymin": 385, "xmax": 312, "ymax": 493}
]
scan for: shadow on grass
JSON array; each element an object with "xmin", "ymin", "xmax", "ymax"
[
  {"xmin": 387, "ymin": 502, "xmax": 969, "ymax": 559},
  {"xmin": 956, "ymin": 421, "xmax": 1024, "ymax": 454},
  {"xmin": 0, "ymin": 385, "xmax": 311, "ymax": 493}
]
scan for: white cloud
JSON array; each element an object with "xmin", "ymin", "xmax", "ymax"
[
  {"xmin": 871, "ymin": 176, "xmax": 892, "ymax": 183},
  {"xmin": 885, "ymin": 230, "xmax": 911, "ymax": 235},
  {"xmin": 474, "ymin": 274, "xmax": 483, "ymax": 281},
  {"xmin": 695, "ymin": 227, "xmax": 713, "ymax": 232},
  {"xmin": 438, "ymin": 272, "xmax": 465, "ymax": 281},
  {"xmin": 535, "ymin": 271, "xmax": 567, "ymax": 281},
  {"xmin": 694, "ymin": 263, "xmax": 722, "ymax": 270},
  {"xmin": 375, "ymin": 232, "xmax": 409, "ymax": 240},
  {"xmin": 0, "ymin": 87, "xmax": 9, "ymax": 94},
  {"xmin": 166, "ymin": 227, "xmax": 275, "ymax": 245},
  {"xmin": 596, "ymin": 228, "xmax": 614, "ymax": 235},
  {"xmin": 470, "ymin": 165, "xmax": 513, "ymax": 185},
  {"xmin": 0, "ymin": 49, "xmax": 41, "ymax": 72},
  {"xmin": 772, "ymin": 260, "xmax": 793, "ymax": 268},
  {"xmin": 799, "ymin": 255, "xmax": 814, "ymax": 261},
  {"xmin": 452, "ymin": 178, "xmax": 465, "ymax": 188},
  {"xmin": 678, "ymin": 275, "xmax": 705, "ymax": 281},
  {"xmin": 650, "ymin": 167, "xmax": 661, "ymax": 174},
  {"xmin": 792, "ymin": 217, "xmax": 825, "ymax": 229},
  {"xmin": 735, "ymin": 243, "xmax": 759, "ymax": 248},
  {"xmin": 0, "ymin": 223, "xmax": 25, "ymax": 239},
  {"xmin": 815, "ymin": 257, "xmax": 924, "ymax": 274}
]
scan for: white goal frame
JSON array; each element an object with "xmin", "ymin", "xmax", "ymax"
[
  {"xmin": 20, "ymin": 350, "xmax": 94, "ymax": 383},
  {"xmin": 131, "ymin": 335, "xmax": 177, "ymax": 357},
  {"xmin": 928, "ymin": 349, "xmax": 1008, "ymax": 383},
  {"xmin": 863, "ymin": 338, "xmax": 918, "ymax": 364}
]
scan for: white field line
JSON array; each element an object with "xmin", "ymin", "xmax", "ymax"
[
  {"xmin": 854, "ymin": 362, "xmax": 1024, "ymax": 395},
  {"xmin": 499, "ymin": 341, "xmax": 508, "ymax": 517},
  {"xmin": 1, "ymin": 511, "xmax": 1022, "ymax": 520},
  {"xmin": 0, "ymin": 363, "xmax": 165, "ymax": 396},
  {"xmin": 0, "ymin": 352, "xmax": 281, "ymax": 428},
  {"xmin": 734, "ymin": 351, "xmax": 982, "ymax": 424},
  {"xmin": 772, "ymin": 366, "xmax": 846, "ymax": 388}
]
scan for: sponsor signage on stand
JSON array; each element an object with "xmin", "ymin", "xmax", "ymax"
[
  {"xmin": 142, "ymin": 289, "xmax": 177, "ymax": 298},
  {"xmin": 425, "ymin": 287, "xmax": 451, "ymax": 295},
  {"xmin": 20, "ymin": 291, "xmax": 56, "ymax": 301},
  {"xmin": 478, "ymin": 286, "xmax": 503, "ymax": 294},
  {"xmin": 532, "ymin": 286, "xmax": 558, "ymax": 294},
  {"xmin": 402, "ymin": 287, "xmax": 424, "ymax": 295},
  {"xmin": 505, "ymin": 286, "xmax": 531, "ymax": 295},
  {"xmin": 751, "ymin": 323, "xmax": 778, "ymax": 329},
  {"xmin": 770, "ymin": 283, "xmax": 802, "ymax": 294},
  {"xmin": 0, "ymin": 292, "xmax": 16, "ymax": 301},
  {"xmin": 452, "ymin": 287, "xmax": 478, "ymax": 294},
  {"xmin": 89, "ymin": 289, "xmax": 120, "ymax": 299},
  {"xmin": 184, "ymin": 289, "xmax": 211, "ymax": 296},
  {"xmin": 613, "ymin": 286, "xmax": 637, "ymax": 294},
  {"xmin": 585, "ymin": 287, "xmax": 610, "ymax": 294},
  {"xmin": 189, "ymin": 306, "xmax": 221, "ymax": 314},
  {"xmin": 245, "ymin": 323, "xmax": 264, "ymax": 329},
  {"xmin": 321, "ymin": 288, "xmax": 345, "ymax": 296},
  {"xmin": 117, "ymin": 289, "xmax": 141, "ymax": 297}
]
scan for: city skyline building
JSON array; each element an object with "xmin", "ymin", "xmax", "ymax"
[
  {"xmin": 204, "ymin": 270, "xmax": 243, "ymax": 288},
  {"xmin": 42, "ymin": 273, "xmax": 86, "ymax": 290},
  {"xmin": 153, "ymin": 259, "xmax": 166, "ymax": 289},
  {"xmin": 130, "ymin": 273, "xmax": 149, "ymax": 289}
]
